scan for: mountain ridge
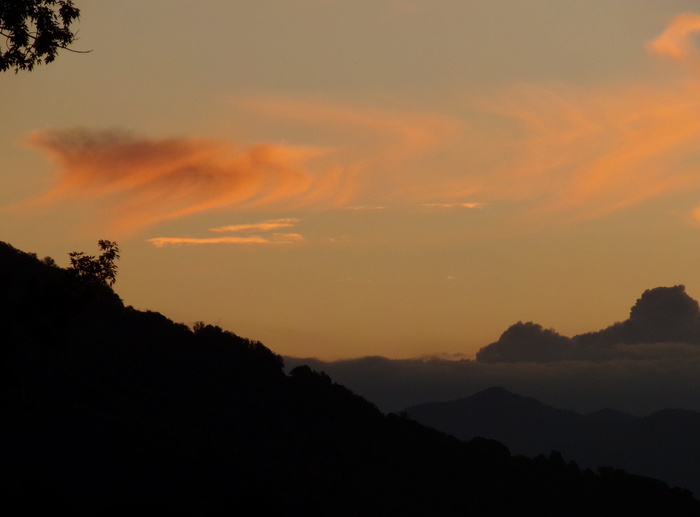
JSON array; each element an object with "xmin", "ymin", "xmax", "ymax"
[{"xmin": 404, "ymin": 386, "xmax": 700, "ymax": 497}]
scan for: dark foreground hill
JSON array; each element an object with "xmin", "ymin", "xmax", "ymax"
[
  {"xmin": 1, "ymin": 242, "xmax": 699, "ymax": 515},
  {"xmin": 404, "ymin": 387, "xmax": 700, "ymax": 497}
]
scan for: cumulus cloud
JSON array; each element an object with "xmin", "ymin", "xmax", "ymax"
[
  {"xmin": 476, "ymin": 322, "xmax": 573, "ymax": 363},
  {"xmin": 474, "ymin": 285, "xmax": 700, "ymax": 364},
  {"xmin": 23, "ymin": 129, "xmax": 342, "ymax": 236}
]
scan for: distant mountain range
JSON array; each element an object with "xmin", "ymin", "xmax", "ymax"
[{"xmin": 405, "ymin": 386, "xmax": 700, "ymax": 496}]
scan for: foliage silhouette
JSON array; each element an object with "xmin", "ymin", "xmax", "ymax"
[
  {"xmin": 0, "ymin": 0, "xmax": 86, "ymax": 72},
  {"xmin": 68, "ymin": 239, "xmax": 120, "ymax": 286}
]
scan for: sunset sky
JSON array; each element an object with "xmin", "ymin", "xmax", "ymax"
[{"xmin": 4, "ymin": 1, "xmax": 700, "ymax": 360}]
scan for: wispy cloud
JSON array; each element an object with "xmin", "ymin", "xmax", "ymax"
[
  {"xmin": 23, "ymin": 129, "xmax": 339, "ymax": 236},
  {"xmin": 236, "ymin": 15, "xmax": 700, "ymax": 227},
  {"xmin": 468, "ymin": 14, "xmax": 700, "ymax": 225},
  {"xmin": 648, "ymin": 13, "xmax": 700, "ymax": 66},
  {"xmin": 148, "ymin": 218, "xmax": 304, "ymax": 247},
  {"xmin": 239, "ymin": 96, "xmax": 463, "ymax": 161},
  {"xmin": 483, "ymin": 83, "xmax": 700, "ymax": 223},
  {"xmin": 209, "ymin": 218, "xmax": 301, "ymax": 233},
  {"xmin": 422, "ymin": 202, "xmax": 486, "ymax": 209},
  {"xmin": 19, "ymin": 14, "xmax": 700, "ymax": 239},
  {"xmin": 344, "ymin": 205, "xmax": 387, "ymax": 211},
  {"xmin": 238, "ymin": 96, "xmax": 467, "ymax": 204},
  {"xmin": 22, "ymin": 100, "xmax": 466, "ymax": 236},
  {"xmin": 148, "ymin": 233, "xmax": 304, "ymax": 247}
]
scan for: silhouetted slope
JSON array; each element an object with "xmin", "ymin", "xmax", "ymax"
[
  {"xmin": 1, "ymin": 241, "xmax": 699, "ymax": 515},
  {"xmin": 405, "ymin": 387, "xmax": 700, "ymax": 497},
  {"xmin": 405, "ymin": 386, "xmax": 587, "ymax": 457}
]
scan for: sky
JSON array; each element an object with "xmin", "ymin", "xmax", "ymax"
[{"xmin": 4, "ymin": 1, "xmax": 700, "ymax": 360}]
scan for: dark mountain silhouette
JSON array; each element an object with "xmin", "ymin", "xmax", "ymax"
[
  {"xmin": 2, "ymin": 241, "xmax": 699, "ymax": 515},
  {"xmin": 405, "ymin": 387, "xmax": 700, "ymax": 497},
  {"xmin": 404, "ymin": 387, "xmax": 587, "ymax": 457}
]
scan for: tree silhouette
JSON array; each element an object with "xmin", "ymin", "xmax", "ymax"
[
  {"xmin": 68, "ymin": 239, "xmax": 120, "ymax": 286},
  {"xmin": 0, "ymin": 0, "xmax": 85, "ymax": 72}
]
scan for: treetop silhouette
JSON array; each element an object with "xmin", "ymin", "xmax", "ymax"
[
  {"xmin": 0, "ymin": 0, "xmax": 85, "ymax": 72},
  {"xmin": 68, "ymin": 239, "xmax": 120, "ymax": 286}
]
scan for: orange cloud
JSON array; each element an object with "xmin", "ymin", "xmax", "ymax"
[
  {"xmin": 22, "ymin": 14, "xmax": 700, "ymax": 240},
  {"xmin": 465, "ymin": 15, "xmax": 700, "ymax": 226},
  {"xmin": 23, "ymin": 100, "xmax": 466, "ymax": 237},
  {"xmin": 344, "ymin": 205, "xmax": 387, "ymax": 211},
  {"xmin": 148, "ymin": 233, "xmax": 304, "ymax": 247},
  {"xmin": 240, "ymin": 96, "xmax": 462, "ymax": 159},
  {"xmin": 209, "ymin": 218, "xmax": 301, "ymax": 233},
  {"xmin": 480, "ymin": 80, "xmax": 700, "ymax": 223},
  {"xmin": 24, "ymin": 129, "xmax": 344, "ymax": 236},
  {"xmin": 238, "ymin": 96, "xmax": 466, "ymax": 203},
  {"xmin": 648, "ymin": 13, "xmax": 700, "ymax": 65},
  {"xmin": 148, "ymin": 218, "xmax": 305, "ymax": 247},
  {"xmin": 422, "ymin": 202, "xmax": 486, "ymax": 209}
]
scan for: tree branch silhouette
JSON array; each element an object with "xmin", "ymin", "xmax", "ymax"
[
  {"xmin": 0, "ymin": 0, "xmax": 89, "ymax": 72},
  {"xmin": 68, "ymin": 240, "xmax": 120, "ymax": 286}
]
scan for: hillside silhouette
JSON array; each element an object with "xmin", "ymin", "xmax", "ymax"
[
  {"xmin": 405, "ymin": 387, "xmax": 700, "ymax": 497},
  {"xmin": 1, "ymin": 241, "xmax": 699, "ymax": 515}
]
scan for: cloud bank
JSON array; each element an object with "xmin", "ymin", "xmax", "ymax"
[
  {"xmin": 476, "ymin": 285, "xmax": 700, "ymax": 363},
  {"xmin": 285, "ymin": 353, "xmax": 700, "ymax": 417}
]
